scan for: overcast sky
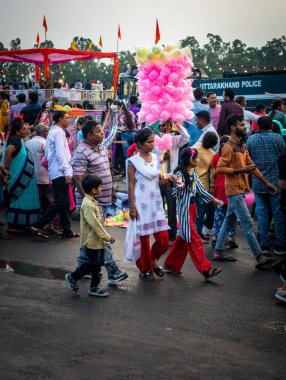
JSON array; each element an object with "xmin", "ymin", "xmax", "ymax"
[{"xmin": 1, "ymin": 0, "xmax": 285, "ymax": 54}]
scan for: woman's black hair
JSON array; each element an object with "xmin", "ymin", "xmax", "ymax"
[
  {"xmin": 82, "ymin": 174, "xmax": 102, "ymax": 194},
  {"xmin": 174, "ymin": 147, "xmax": 198, "ymax": 188},
  {"xmin": 76, "ymin": 116, "xmax": 86, "ymax": 126},
  {"xmin": 117, "ymin": 101, "xmax": 134, "ymax": 130},
  {"xmin": 270, "ymin": 100, "xmax": 283, "ymax": 119},
  {"xmin": 106, "ymin": 98, "xmax": 113, "ymax": 109},
  {"xmin": 9, "ymin": 120, "xmax": 24, "ymax": 137},
  {"xmin": 134, "ymin": 127, "xmax": 154, "ymax": 148},
  {"xmin": 219, "ymin": 135, "xmax": 229, "ymax": 155}
]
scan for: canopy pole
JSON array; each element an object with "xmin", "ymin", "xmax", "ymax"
[
  {"xmin": 35, "ymin": 64, "xmax": 40, "ymax": 84},
  {"xmin": 113, "ymin": 54, "xmax": 118, "ymax": 91},
  {"xmin": 43, "ymin": 53, "xmax": 50, "ymax": 80}
]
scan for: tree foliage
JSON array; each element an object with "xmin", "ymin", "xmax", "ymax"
[
  {"xmin": 0, "ymin": 34, "xmax": 285, "ymax": 84},
  {"xmin": 180, "ymin": 34, "xmax": 286, "ymax": 78}
]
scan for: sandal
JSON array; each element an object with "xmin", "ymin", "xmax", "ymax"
[
  {"xmin": 226, "ymin": 240, "xmax": 238, "ymax": 249},
  {"xmin": 213, "ymin": 255, "xmax": 237, "ymax": 262},
  {"xmin": 139, "ymin": 271, "xmax": 155, "ymax": 281},
  {"xmin": 203, "ymin": 267, "xmax": 222, "ymax": 280},
  {"xmin": 164, "ymin": 266, "xmax": 182, "ymax": 275},
  {"xmin": 62, "ymin": 231, "xmax": 80, "ymax": 239},
  {"xmin": 153, "ymin": 266, "xmax": 164, "ymax": 277},
  {"xmin": 29, "ymin": 226, "xmax": 49, "ymax": 239}
]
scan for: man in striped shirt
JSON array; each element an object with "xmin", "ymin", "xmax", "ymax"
[{"xmin": 71, "ymin": 120, "xmax": 127, "ymax": 285}]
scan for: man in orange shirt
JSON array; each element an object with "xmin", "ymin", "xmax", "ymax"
[{"xmin": 213, "ymin": 114, "xmax": 276, "ymax": 268}]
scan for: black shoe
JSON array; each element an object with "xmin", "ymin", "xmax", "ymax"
[
  {"xmin": 255, "ymin": 254, "xmax": 275, "ymax": 269},
  {"xmin": 260, "ymin": 246, "xmax": 270, "ymax": 254},
  {"xmin": 274, "ymin": 245, "xmax": 286, "ymax": 256}
]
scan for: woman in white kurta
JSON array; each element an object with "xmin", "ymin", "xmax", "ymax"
[{"xmin": 127, "ymin": 128, "xmax": 169, "ymax": 280}]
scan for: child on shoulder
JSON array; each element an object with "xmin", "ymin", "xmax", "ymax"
[
  {"xmin": 65, "ymin": 175, "xmax": 115, "ymax": 297},
  {"xmin": 164, "ymin": 147, "xmax": 222, "ymax": 280}
]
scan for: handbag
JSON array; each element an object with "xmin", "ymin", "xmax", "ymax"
[{"xmin": 124, "ymin": 219, "xmax": 141, "ymax": 261}]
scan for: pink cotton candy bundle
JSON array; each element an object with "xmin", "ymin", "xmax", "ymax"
[
  {"xmin": 154, "ymin": 134, "xmax": 173, "ymax": 150},
  {"xmin": 135, "ymin": 45, "xmax": 195, "ymax": 124}
]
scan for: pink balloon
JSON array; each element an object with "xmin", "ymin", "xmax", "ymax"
[{"xmin": 245, "ymin": 192, "xmax": 255, "ymax": 207}]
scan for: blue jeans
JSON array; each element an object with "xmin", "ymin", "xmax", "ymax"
[
  {"xmin": 73, "ymin": 248, "xmax": 105, "ymax": 288},
  {"xmin": 76, "ymin": 205, "xmax": 119, "ymax": 276},
  {"xmin": 121, "ymin": 131, "xmax": 135, "ymax": 159},
  {"xmin": 213, "ymin": 205, "xmax": 236, "ymax": 237},
  {"xmin": 215, "ymin": 194, "xmax": 262, "ymax": 258},
  {"xmin": 255, "ymin": 192, "xmax": 285, "ymax": 247}
]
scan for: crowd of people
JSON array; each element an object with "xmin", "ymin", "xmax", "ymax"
[
  {"xmin": 0, "ymin": 87, "xmax": 286, "ymax": 301},
  {"xmin": 0, "ymin": 78, "xmax": 110, "ymax": 92}
]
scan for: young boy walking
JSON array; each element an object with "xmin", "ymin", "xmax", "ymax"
[{"xmin": 65, "ymin": 175, "xmax": 115, "ymax": 297}]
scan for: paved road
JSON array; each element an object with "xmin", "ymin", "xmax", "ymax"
[{"xmin": 0, "ymin": 223, "xmax": 285, "ymax": 380}]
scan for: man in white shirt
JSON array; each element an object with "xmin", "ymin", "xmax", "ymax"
[
  {"xmin": 26, "ymin": 124, "xmax": 52, "ymax": 212},
  {"xmin": 236, "ymin": 96, "xmax": 260, "ymax": 135},
  {"xmin": 193, "ymin": 110, "xmax": 219, "ymax": 152},
  {"xmin": 31, "ymin": 111, "xmax": 77, "ymax": 239}
]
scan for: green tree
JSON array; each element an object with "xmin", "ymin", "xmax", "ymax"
[
  {"xmin": 180, "ymin": 36, "xmax": 205, "ymax": 65},
  {"xmin": 9, "ymin": 38, "xmax": 21, "ymax": 50},
  {"xmin": 118, "ymin": 50, "xmax": 136, "ymax": 72}
]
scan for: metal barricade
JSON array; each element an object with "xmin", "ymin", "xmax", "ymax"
[{"xmin": 7, "ymin": 89, "xmax": 116, "ymax": 109}]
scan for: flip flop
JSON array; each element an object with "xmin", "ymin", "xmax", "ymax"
[
  {"xmin": 29, "ymin": 227, "xmax": 49, "ymax": 239},
  {"xmin": 62, "ymin": 231, "xmax": 80, "ymax": 239},
  {"xmin": 203, "ymin": 267, "xmax": 222, "ymax": 280},
  {"xmin": 213, "ymin": 255, "xmax": 237, "ymax": 262}
]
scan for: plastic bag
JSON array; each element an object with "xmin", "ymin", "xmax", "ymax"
[{"xmin": 124, "ymin": 219, "xmax": 141, "ymax": 261}]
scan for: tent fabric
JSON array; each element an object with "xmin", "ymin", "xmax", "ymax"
[
  {"xmin": 0, "ymin": 48, "xmax": 117, "ymax": 64},
  {"xmin": 0, "ymin": 48, "xmax": 119, "ymax": 89}
]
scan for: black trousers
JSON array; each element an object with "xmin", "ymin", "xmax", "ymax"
[
  {"xmin": 72, "ymin": 248, "xmax": 105, "ymax": 288},
  {"xmin": 38, "ymin": 184, "xmax": 53, "ymax": 213},
  {"xmin": 160, "ymin": 183, "xmax": 177, "ymax": 241},
  {"xmin": 34, "ymin": 176, "xmax": 71, "ymax": 233}
]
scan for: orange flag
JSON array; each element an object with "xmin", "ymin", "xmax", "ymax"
[
  {"xmin": 43, "ymin": 15, "xmax": 48, "ymax": 33},
  {"xmin": 117, "ymin": 25, "xmax": 122, "ymax": 40},
  {"xmin": 36, "ymin": 33, "xmax": 40, "ymax": 47},
  {"xmin": 155, "ymin": 18, "xmax": 160, "ymax": 44},
  {"xmin": 99, "ymin": 36, "xmax": 103, "ymax": 48}
]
